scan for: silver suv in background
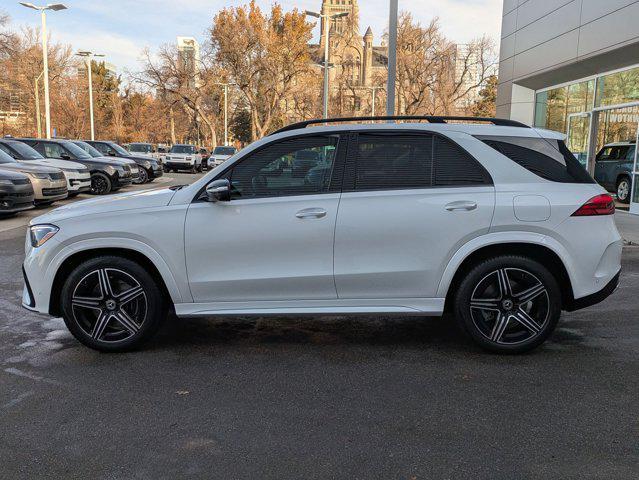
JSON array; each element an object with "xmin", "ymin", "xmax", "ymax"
[
  {"xmin": 0, "ymin": 149, "xmax": 67, "ymax": 205},
  {"xmin": 208, "ymin": 145, "xmax": 237, "ymax": 169},
  {"xmin": 164, "ymin": 144, "xmax": 203, "ymax": 173}
]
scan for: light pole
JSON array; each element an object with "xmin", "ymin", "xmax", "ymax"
[
  {"xmin": 76, "ymin": 51, "xmax": 105, "ymax": 141},
  {"xmin": 365, "ymin": 86, "xmax": 383, "ymax": 116},
  {"xmin": 215, "ymin": 82, "xmax": 237, "ymax": 146},
  {"xmin": 386, "ymin": 0, "xmax": 398, "ymax": 116},
  {"xmin": 306, "ymin": 9, "xmax": 349, "ymax": 119},
  {"xmin": 19, "ymin": 3, "xmax": 68, "ymax": 139},
  {"xmin": 34, "ymin": 70, "xmax": 44, "ymax": 138}
]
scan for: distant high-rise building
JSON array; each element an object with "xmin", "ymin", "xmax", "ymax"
[
  {"xmin": 454, "ymin": 44, "xmax": 491, "ymax": 107},
  {"xmin": 177, "ymin": 36, "xmax": 201, "ymax": 88}
]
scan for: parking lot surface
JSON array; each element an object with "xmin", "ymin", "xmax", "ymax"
[{"xmin": 0, "ymin": 178, "xmax": 638, "ymax": 479}]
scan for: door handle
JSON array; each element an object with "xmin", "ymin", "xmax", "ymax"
[
  {"xmin": 295, "ymin": 208, "xmax": 327, "ymax": 219},
  {"xmin": 445, "ymin": 201, "xmax": 478, "ymax": 211}
]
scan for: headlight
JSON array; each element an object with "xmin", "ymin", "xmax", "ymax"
[
  {"xmin": 29, "ymin": 224, "xmax": 59, "ymax": 248},
  {"xmin": 28, "ymin": 172, "xmax": 49, "ymax": 180}
]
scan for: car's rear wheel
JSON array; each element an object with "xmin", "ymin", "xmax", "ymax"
[
  {"xmin": 60, "ymin": 256, "xmax": 166, "ymax": 352},
  {"xmin": 91, "ymin": 173, "xmax": 112, "ymax": 195},
  {"xmin": 454, "ymin": 255, "xmax": 561, "ymax": 354},
  {"xmin": 616, "ymin": 176, "xmax": 631, "ymax": 204}
]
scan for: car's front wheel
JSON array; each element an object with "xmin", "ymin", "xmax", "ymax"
[
  {"xmin": 60, "ymin": 256, "xmax": 166, "ymax": 352},
  {"xmin": 454, "ymin": 255, "xmax": 561, "ymax": 354},
  {"xmin": 137, "ymin": 168, "xmax": 149, "ymax": 184},
  {"xmin": 91, "ymin": 172, "xmax": 112, "ymax": 195},
  {"xmin": 617, "ymin": 176, "xmax": 631, "ymax": 204}
]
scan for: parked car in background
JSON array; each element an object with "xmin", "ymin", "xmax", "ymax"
[
  {"xmin": 0, "ymin": 139, "xmax": 91, "ymax": 197},
  {"xmin": 17, "ymin": 138, "xmax": 134, "ymax": 195},
  {"xmin": 82, "ymin": 140, "xmax": 161, "ymax": 184},
  {"xmin": 84, "ymin": 140, "xmax": 148, "ymax": 183},
  {"xmin": 594, "ymin": 141, "xmax": 635, "ymax": 203},
  {"xmin": 0, "ymin": 149, "xmax": 67, "ymax": 205},
  {"xmin": 0, "ymin": 169, "xmax": 34, "ymax": 216},
  {"xmin": 127, "ymin": 143, "xmax": 155, "ymax": 158},
  {"xmin": 164, "ymin": 144, "xmax": 203, "ymax": 173},
  {"xmin": 207, "ymin": 145, "xmax": 237, "ymax": 169},
  {"xmin": 21, "ymin": 117, "xmax": 621, "ymax": 353}
]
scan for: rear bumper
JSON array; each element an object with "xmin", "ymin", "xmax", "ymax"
[{"xmin": 566, "ymin": 269, "xmax": 621, "ymax": 312}]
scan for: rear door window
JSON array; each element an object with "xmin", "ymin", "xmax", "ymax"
[{"xmin": 477, "ymin": 135, "xmax": 595, "ymax": 184}]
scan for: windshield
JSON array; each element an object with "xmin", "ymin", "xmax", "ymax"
[
  {"xmin": 213, "ymin": 146, "xmax": 236, "ymax": 155},
  {"xmin": 0, "ymin": 149, "xmax": 17, "ymax": 164},
  {"xmin": 63, "ymin": 142, "xmax": 93, "ymax": 159},
  {"xmin": 129, "ymin": 143, "xmax": 152, "ymax": 153},
  {"xmin": 6, "ymin": 142, "xmax": 44, "ymax": 160},
  {"xmin": 170, "ymin": 145, "xmax": 195, "ymax": 154},
  {"xmin": 73, "ymin": 141, "xmax": 102, "ymax": 158},
  {"xmin": 109, "ymin": 142, "xmax": 130, "ymax": 156}
]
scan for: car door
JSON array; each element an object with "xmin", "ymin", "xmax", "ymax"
[
  {"xmin": 184, "ymin": 134, "xmax": 345, "ymax": 303},
  {"xmin": 334, "ymin": 131, "xmax": 495, "ymax": 299}
]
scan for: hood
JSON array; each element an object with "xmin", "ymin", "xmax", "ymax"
[
  {"xmin": 30, "ymin": 187, "xmax": 177, "ymax": 225},
  {"xmin": 0, "ymin": 162, "xmax": 61, "ymax": 175},
  {"xmin": 24, "ymin": 158, "xmax": 88, "ymax": 171},
  {"xmin": 99, "ymin": 155, "xmax": 137, "ymax": 166},
  {"xmin": 0, "ymin": 168, "xmax": 30, "ymax": 181}
]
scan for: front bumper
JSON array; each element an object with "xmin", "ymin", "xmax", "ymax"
[
  {"xmin": 114, "ymin": 173, "xmax": 133, "ymax": 188},
  {"xmin": 165, "ymin": 161, "xmax": 194, "ymax": 170},
  {"xmin": 0, "ymin": 183, "xmax": 34, "ymax": 214},
  {"xmin": 150, "ymin": 166, "xmax": 164, "ymax": 178},
  {"xmin": 32, "ymin": 178, "xmax": 68, "ymax": 204}
]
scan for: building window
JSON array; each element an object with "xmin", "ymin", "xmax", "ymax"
[
  {"xmin": 534, "ymin": 79, "xmax": 594, "ymax": 132},
  {"xmin": 595, "ymin": 66, "xmax": 639, "ymax": 108}
]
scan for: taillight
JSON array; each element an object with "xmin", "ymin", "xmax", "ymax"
[{"xmin": 571, "ymin": 194, "xmax": 615, "ymax": 216}]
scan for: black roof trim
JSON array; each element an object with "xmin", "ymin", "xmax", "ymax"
[{"xmin": 271, "ymin": 116, "xmax": 530, "ymax": 135}]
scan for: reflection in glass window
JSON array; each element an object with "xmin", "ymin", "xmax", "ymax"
[
  {"xmin": 595, "ymin": 67, "xmax": 639, "ymax": 107},
  {"xmin": 534, "ymin": 79, "xmax": 594, "ymax": 132}
]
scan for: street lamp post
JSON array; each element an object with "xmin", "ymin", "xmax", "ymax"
[
  {"xmin": 19, "ymin": 3, "xmax": 68, "ymax": 139},
  {"xmin": 34, "ymin": 70, "xmax": 44, "ymax": 138},
  {"xmin": 305, "ymin": 9, "xmax": 349, "ymax": 119},
  {"xmin": 386, "ymin": 0, "xmax": 398, "ymax": 116},
  {"xmin": 215, "ymin": 82, "xmax": 237, "ymax": 146},
  {"xmin": 76, "ymin": 51, "xmax": 105, "ymax": 141},
  {"xmin": 365, "ymin": 86, "xmax": 383, "ymax": 116}
]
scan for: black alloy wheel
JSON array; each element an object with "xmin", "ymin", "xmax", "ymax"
[
  {"xmin": 61, "ymin": 256, "xmax": 165, "ymax": 351},
  {"xmin": 91, "ymin": 173, "xmax": 112, "ymax": 195},
  {"xmin": 455, "ymin": 255, "xmax": 561, "ymax": 353}
]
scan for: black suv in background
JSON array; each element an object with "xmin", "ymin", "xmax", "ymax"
[
  {"xmin": 15, "ymin": 138, "xmax": 134, "ymax": 195},
  {"xmin": 0, "ymin": 169, "xmax": 34, "ymax": 216},
  {"xmin": 85, "ymin": 140, "xmax": 162, "ymax": 184}
]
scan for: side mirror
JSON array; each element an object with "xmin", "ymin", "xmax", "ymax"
[
  {"xmin": 205, "ymin": 179, "xmax": 231, "ymax": 202},
  {"xmin": 108, "ymin": 150, "xmax": 116, "ymax": 156},
  {"xmin": 60, "ymin": 153, "xmax": 71, "ymax": 160}
]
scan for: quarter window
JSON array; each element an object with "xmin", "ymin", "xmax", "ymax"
[{"xmin": 226, "ymin": 136, "xmax": 338, "ymax": 199}]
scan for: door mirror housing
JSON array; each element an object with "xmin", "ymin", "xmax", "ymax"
[
  {"xmin": 108, "ymin": 150, "xmax": 116, "ymax": 156},
  {"xmin": 60, "ymin": 153, "xmax": 71, "ymax": 160},
  {"xmin": 206, "ymin": 179, "xmax": 231, "ymax": 202}
]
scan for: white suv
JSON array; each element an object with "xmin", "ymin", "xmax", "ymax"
[
  {"xmin": 21, "ymin": 117, "xmax": 622, "ymax": 353},
  {"xmin": 164, "ymin": 144, "xmax": 203, "ymax": 173}
]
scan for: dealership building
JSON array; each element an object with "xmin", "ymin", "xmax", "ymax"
[{"xmin": 497, "ymin": 0, "xmax": 639, "ymax": 213}]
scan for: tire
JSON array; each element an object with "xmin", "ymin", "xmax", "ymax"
[
  {"xmin": 60, "ymin": 256, "xmax": 166, "ymax": 352},
  {"xmin": 454, "ymin": 255, "xmax": 561, "ymax": 354},
  {"xmin": 91, "ymin": 172, "xmax": 112, "ymax": 195},
  {"xmin": 138, "ymin": 168, "xmax": 149, "ymax": 184},
  {"xmin": 616, "ymin": 176, "xmax": 631, "ymax": 204}
]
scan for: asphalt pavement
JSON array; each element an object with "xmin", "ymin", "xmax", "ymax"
[{"xmin": 0, "ymin": 175, "xmax": 638, "ymax": 479}]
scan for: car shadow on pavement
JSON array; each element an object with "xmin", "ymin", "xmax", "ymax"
[{"xmin": 149, "ymin": 313, "xmax": 475, "ymax": 352}]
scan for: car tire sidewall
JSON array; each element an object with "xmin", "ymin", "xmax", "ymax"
[
  {"xmin": 138, "ymin": 168, "xmax": 149, "ymax": 184},
  {"xmin": 60, "ymin": 256, "xmax": 166, "ymax": 352},
  {"xmin": 454, "ymin": 255, "xmax": 561, "ymax": 354}
]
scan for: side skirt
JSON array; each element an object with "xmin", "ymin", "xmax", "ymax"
[{"xmin": 174, "ymin": 298, "xmax": 445, "ymax": 317}]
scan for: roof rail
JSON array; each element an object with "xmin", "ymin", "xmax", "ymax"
[{"xmin": 271, "ymin": 115, "xmax": 530, "ymax": 135}]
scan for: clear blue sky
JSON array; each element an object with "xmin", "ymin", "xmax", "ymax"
[{"xmin": 3, "ymin": 0, "xmax": 502, "ymax": 74}]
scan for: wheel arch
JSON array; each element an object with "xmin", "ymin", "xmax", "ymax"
[
  {"xmin": 48, "ymin": 247, "xmax": 178, "ymax": 317},
  {"xmin": 441, "ymin": 241, "xmax": 574, "ymax": 313}
]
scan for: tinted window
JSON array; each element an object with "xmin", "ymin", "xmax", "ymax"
[
  {"xmin": 434, "ymin": 136, "xmax": 490, "ymax": 186},
  {"xmin": 214, "ymin": 146, "xmax": 236, "ymax": 155},
  {"xmin": 129, "ymin": 143, "xmax": 153, "ymax": 153},
  {"xmin": 92, "ymin": 142, "xmax": 110, "ymax": 155},
  {"xmin": 478, "ymin": 135, "xmax": 594, "ymax": 184},
  {"xmin": 354, "ymin": 134, "xmax": 432, "ymax": 190},
  {"xmin": 226, "ymin": 136, "xmax": 337, "ymax": 199},
  {"xmin": 62, "ymin": 142, "xmax": 92, "ymax": 159},
  {"xmin": 73, "ymin": 141, "xmax": 102, "ymax": 158}
]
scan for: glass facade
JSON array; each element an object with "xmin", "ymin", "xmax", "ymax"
[{"xmin": 534, "ymin": 79, "xmax": 594, "ymax": 131}]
